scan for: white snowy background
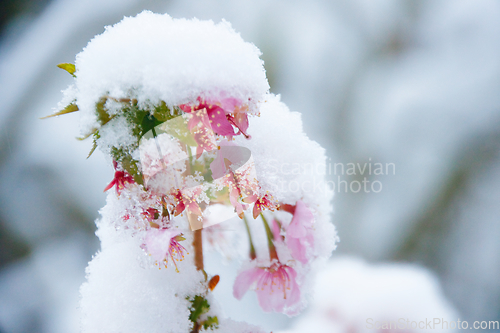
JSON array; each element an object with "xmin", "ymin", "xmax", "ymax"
[{"xmin": 0, "ymin": 0, "xmax": 499, "ymax": 332}]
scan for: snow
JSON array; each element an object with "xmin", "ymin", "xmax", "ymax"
[
  {"xmin": 235, "ymin": 93, "xmax": 337, "ymax": 260},
  {"xmin": 66, "ymin": 11, "xmax": 269, "ymax": 135},
  {"xmin": 80, "ymin": 221, "xmax": 203, "ymax": 333},
  {"xmin": 280, "ymin": 257, "xmax": 459, "ymax": 333}
]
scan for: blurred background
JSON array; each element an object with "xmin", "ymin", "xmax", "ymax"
[{"xmin": 1, "ymin": 0, "xmax": 499, "ymax": 332}]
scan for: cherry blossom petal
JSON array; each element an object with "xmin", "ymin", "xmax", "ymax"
[
  {"xmin": 207, "ymin": 106, "xmax": 235, "ymax": 136},
  {"xmin": 272, "ymin": 220, "xmax": 282, "ymax": 242},
  {"xmin": 145, "ymin": 228, "xmax": 181, "ymax": 262},
  {"xmin": 218, "ymin": 97, "xmax": 241, "ymax": 112},
  {"xmin": 287, "ymin": 200, "xmax": 314, "ymax": 238},
  {"xmin": 287, "ymin": 237, "xmax": 307, "ymax": 264},
  {"xmin": 233, "ymin": 267, "xmax": 264, "ymax": 300}
]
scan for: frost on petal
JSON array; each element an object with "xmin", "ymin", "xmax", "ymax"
[
  {"xmin": 216, "ymin": 96, "xmax": 241, "ymax": 112},
  {"xmin": 144, "ymin": 228, "xmax": 180, "ymax": 262}
]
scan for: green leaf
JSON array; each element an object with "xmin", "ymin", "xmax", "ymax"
[
  {"xmin": 108, "ymin": 146, "xmax": 143, "ymax": 185},
  {"xmin": 76, "ymin": 128, "xmax": 97, "ymax": 141},
  {"xmin": 153, "ymin": 101, "xmax": 171, "ymax": 122},
  {"xmin": 192, "ymin": 159, "xmax": 213, "ymax": 182},
  {"xmin": 188, "ymin": 295, "xmax": 210, "ymax": 323},
  {"xmin": 202, "ymin": 316, "xmax": 219, "ymax": 330},
  {"xmin": 121, "ymin": 154, "xmax": 143, "ymax": 185},
  {"xmin": 96, "ymin": 97, "xmax": 113, "ymax": 126},
  {"xmin": 86, "ymin": 132, "xmax": 100, "ymax": 159},
  {"xmin": 40, "ymin": 103, "xmax": 79, "ymax": 119},
  {"xmin": 87, "ymin": 142, "xmax": 97, "ymax": 159},
  {"xmin": 163, "ymin": 115, "xmax": 198, "ymax": 147},
  {"xmin": 140, "ymin": 113, "xmax": 164, "ymax": 137},
  {"xmin": 57, "ymin": 63, "xmax": 76, "ymax": 77}
]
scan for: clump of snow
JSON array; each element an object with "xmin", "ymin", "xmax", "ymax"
[
  {"xmin": 139, "ymin": 133, "xmax": 188, "ymax": 194},
  {"xmin": 97, "ymin": 115, "xmax": 137, "ymax": 155},
  {"xmin": 210, "ymin": 318, "xmax": 267, "ymax": 333},
  {"xmin": 68, "ymin": 10, "xmax": 269, "ymax": 134},
  {"xmin": 279, "ymin": 257, "xmax": 459, "ymax": 333},
  {"xmin": 230, "ymin": 94, "xmax": 337, "ymax": 315},
  {"xmin": 80, "ymin": 220, "xmax": 203, "ymax": 333},
  {"xmin": 236, "ymin": 94, "xmax": 337, "ymax": 260}
]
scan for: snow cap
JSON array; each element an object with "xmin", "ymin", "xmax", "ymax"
[{"xmin": 71, "ymin": 11, "xmax": 269, "ymax": 132}]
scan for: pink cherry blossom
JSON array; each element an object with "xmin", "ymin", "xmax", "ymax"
[
  {"xmin": 214, "ymin": 96, "xmax": 251, "ymax": 138},
  {"xmin": 211, "ymin": 149, "xmax": 258, "ymax": 217},
  {"xmin": 227, "ymin": 111, "xmax": 250, "ymax": 138},
  {"xmin": 182, "ymin": 108, "xmax": 218, "ymax": 156},
  {"xmin": 222, "ymin": 169, "xmax": 260, "ymax": 218},
  {"xmin": 214, "ymin": 171, "xmax": 248, "ymax": 218},
  {"xmin": 272, "ymin": 219, "xmax": 283, "ymax": 243},
  {"xmin": 103, "ymin": 161, "xmax": 135, "ymax": 195},
  {"xmin": 210, "ymin": 141, "xmax": 250, "ymax": 179},
  {"xmin": 172, "ymin": 188, "xmax": 202, "ymax": 217},
  {"xmin": 142, "ymin": 207, "xmax": 159, "ymax": 222},
  {"xmin": 252, "ymin": 193, "xmax": 278, "ymax": 218},
  {"xmin": 283, "ymin": 200, "xmax": 315, "ymax": 264},
  {"xmin": 180, "ymin": 96, "xmax": 252, "ymax": 139},
  {"xmin": 144, "ymin": 228, "xmax": 187, "ymax": 271},
  {"xmin": 233, "ymin": 262, "xmax": 300, "ymax": 314},
  {"xmin": 192, "ymin": 127, "xmax": 217, "ymax": 156},
  {"xmin": 180, "ymin": 97, "xmax": 236, "ymax": 137},
  {"xmin": 214, "ymin": 96, "xmax": 241, "ymax": 112}
]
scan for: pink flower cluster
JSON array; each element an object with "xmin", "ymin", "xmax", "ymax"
[
  {"xmin": 233, "ymin": 199, "xmax": 316, "ymax": 315},
  {"xmin": 144, "ymin": 228, "xmax": 187, "ymax": 272},
  {"xmin": 102, "ymin": 94, "xmax": 319, "ymax": 316},
  {"xmin": 234, "ymin": 262, "xmax": 300, "ymax": 314}
]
